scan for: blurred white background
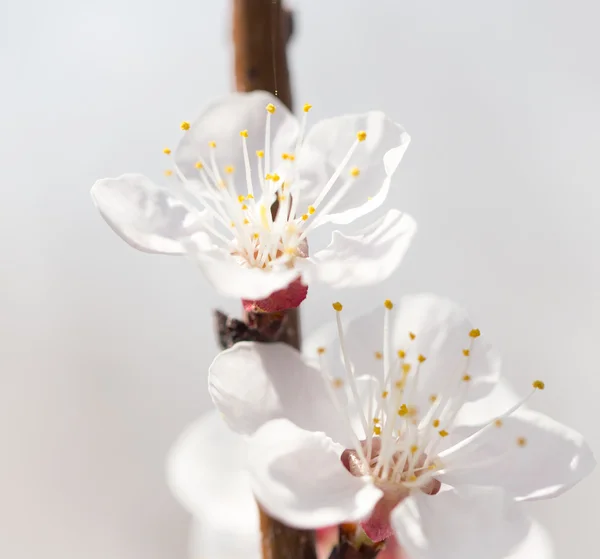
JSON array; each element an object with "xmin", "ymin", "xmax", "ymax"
[{"xmin": 1, "ymin": 0, "xmax": 598, "ymax": 557}]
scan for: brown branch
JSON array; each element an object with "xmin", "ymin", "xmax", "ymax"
[{"xmin": 217, "ymin": 2, "xmax": 312, "ymax": 558}]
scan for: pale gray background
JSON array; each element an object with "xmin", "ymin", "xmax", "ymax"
[{"xmin": 1, "ymin": 0, "xmax": 598, "ymax": 557}]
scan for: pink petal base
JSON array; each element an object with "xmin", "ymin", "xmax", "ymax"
[{"xmin": 242, "ymin": 277, "xmax": 308, "ymax": 313}]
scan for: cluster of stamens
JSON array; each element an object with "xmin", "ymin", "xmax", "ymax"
[
  {"xmin": 161, "ymin": 102, "xmax": 367, "ymax": 270},
  {"xmin": 317, "ymin": 300, "xmax": 545, "ymax": 492}
]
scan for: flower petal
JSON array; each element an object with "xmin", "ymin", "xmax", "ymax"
[
  {"xmin": 175, "ymin": 91, "xmax": 299, "ymax": 194},
  {"xmin": 183, "ymin": 236, "xmax": 299, "ymax": 299},
  {"xmin": 298, "ymin": 210, "xmax": 416, "ymax": 288},
  {"xmin": 189, "ymin": 519, "xmax": 260, "ymax": 559},
  {"xmin": 342, "ymin": 294, "xmax": 501, "ymax": 406},
  {"xmin": 166, "ymin": 411, "xmax": 257, "ymax": 519},
  {"xmin": 166, "ymin": 412, "xmax": 260, "ymax": 556},
  {"xmin": 392, "ymin": 486, "xmax": 531, "ymax": 559},
  {"xmin": 208, "ymin": 342, "xmax": 353, "ymax": 445},
  {"xmin": 437, "ymin": 408, "xmax": 595, "ymax": 501},
  {"xmin": 248, "ymin": 418, "xmax": 382, "ymax": 529},
  {"xmin": 296, "ymin": 111, "xmax": 410, "ymax": 225},
  {"xmin": 91, "ymin": 174, "xmax": 205, "ymax": 254}
]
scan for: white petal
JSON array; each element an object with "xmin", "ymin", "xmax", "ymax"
[
  {"xmin": 166, "ymin": 412, "xmax": 258, "ymax": 525},
  {"xmin": 248, "ymin": 419, "xmax": 382, "ymax": 529},
  {"xmin": 189, "ymin": 519, "xmax": 260, "ymax": 559},
  {"xmin": 392, "ymin": 486, "xmax": 531, "ymax": 559},
  {"xmin": 504, "ymin": 520, "xmax": 555, "ymax": 559},
  {"xmin": 438, "ymin": 408, "xmax": 595, "ymax": 501},
  {"xmin": 296, "ymin": 111, "xmax": 410, "ymax": 225},
  {"xmin": 183, "ymin": 236, "xmax": 299, "ymax": 299},
  {"xmin": 175, "ymin": 91, "xmax": 299, "ymax": 192},
  {"xmin": 208, "ymin": 342, "xmax": 353, "ymax": 445},
  {"xmin": 298, "ymin": 210, "xmax": 416, "ymax": 288},
  {"xmin": 91, "ymin": 174, "xmax": 204, "ymax": 254},
  {"xmin": 343, "ymin": 294, "xmax": 501, "ymax": 406}
]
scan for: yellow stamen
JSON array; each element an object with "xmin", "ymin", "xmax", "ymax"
[
  {"xmin": 495, "ymin": 419, "xmax": 503, "ymax": 428},
  {"xmin": 432, "ymin": 419, "xmax": 440, "ymax": 428},
  {"xmin": 397, "ymin": 350, "xmax": 406, "ymax": 359},
  {"xmin": 240, "ymin": 129, "xmax": 249, "ymax": 138},
  {"xmin": 439, "ymin": 430, "xmax": 449, "ymax": 437},
  {"xmin": 462, "ymin": 374, "xmax": 472, "ymax": 382},
  {"xmin": 225, "ymin": 165, "xmax": 234, "ymax": 174},
  {"xmin": 418, "ymin": 354, "xmax": 426, "ymax": 363},
  {"xmin": 374, "ymin": 351, "xmax": 383, "ymax": 360},
  {"xmin": 350, "ymin": 166, "xmax": 360, "ymax": 177},
  {"xmin": 381, "ymin": 391, "xmax": 389, "ymax": 399},
  {"xmin": 463, "ymin": 349, "xmax": 470, "ymax": 356},
  {"xmin": 409, "ymin": 332, "xmax": 416, "ymax": 340},
  {"xmin": 243, "ymin": 218, "xmax": 249, "ymax": 225},
  {"xmin": 332, "ymin": 302, "xmax": 343, "ymax": 312},
  {"xmin": 303, "ymin": 103, "xmax": 312, "ymax": 112},
  {"xmin": 357, "ymin": 131, "xmax": 367, "ymax": 142},
  {"xmin": 410, "ymin": 445, "xmax": 418, "ymax": 454},
  {"xmin": 469, "ymin": 328, "xmax": 481, "ymax": 338},
  {"xmin": 532, "ymin": 380, "xmax": 545, "ymax": 390},
  {"xmin": 238, "ymin": 195, "xmax": 246, "ymax": 203},
  {"xmin": 384, "ymin": 299, "xmax": 393, "ymax": 310},
  {"xmin": 398, "ymin": 404, "xmax": 408, "ymax": 417},
  {"xmin": 402, "ymin": 363, "xmax": 412, "ymax": 375},
  {"xmin": 373, "ymin": 425, "xmax": 382, "ymax": 435},
  {"xmin": 194, "ymin": 161, "xmax": 203, "ymax": 169},
  {"xmin": 256, "ymin": 150, "xmax": 265, "ymax": 158},
  {"xmin": 429, "ymin": 394, "xmax": 437, "ymax": 403},
  {"xmin": 317, "ymin": 347, "xmax": 326, "ymax": 355},
  {"xmin": 164, "ymin": 170, "xmax": 172, "ymax": 176},
  {"xmin": 209, "ymin": 141, "xmax": 217, "ymax": 148},
  {"xmin": 301, "ymin": 214, "xmax": 309, "ymax": 221},
  {"xmin": 180, "ymin": 121, "xmax": 190, "ymax": 131},
  {"xmin": 308, "ymin": 206, "xmax": 316, "ymax": 214},
  {"xmin": 517, "ymin": 437, "xmax": 527, "ymax": 447},
  {"xmin": 332, "ymin": 378, "xmax": 344, "ymax": 388},
  {"xmin": 266, "ymin": 103, "xmax": 276, "ymax": 114},
  {"xmin": 163, "ymin": 148, "xmax": 171, "ymax": 155}
]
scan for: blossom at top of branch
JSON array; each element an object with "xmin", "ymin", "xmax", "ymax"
[
  {"xmin": 207, "ymin": 293, "xmax": 594, "ymax": 559},
  {"xmin": 91, "ymin": 91, "xmax": 415, "ymax": 309}
]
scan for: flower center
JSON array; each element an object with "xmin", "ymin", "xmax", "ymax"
[
  {"xmin": 317, "ymin": 300, "xmax": 545, "ymax": 496},
  {"xmin": 164, "ymin": 102, "xmax": 366, "ymax": 270}
]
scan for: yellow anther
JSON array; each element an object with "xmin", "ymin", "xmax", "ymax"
[
  {"xmin": 230, "ymin": 221, "xmax": 236, "ymax": 228},
  {"xmin": 303, "ymin": 103, "xmax": 312, "ymax": 112},
  {"xmin": 317, "ymin": 347, "xmax": 326, "ymax": 355},
  {"xmin": 402, "ymin": 363, "xmax": 412, "ymax": 375},
  {"xmin": 463, "ymin": 349, "xmax": 470, "ymax": 357},
  {"xmin": 350, "ymin": 167, "xmax": 360, "ymax": 177},
  {"xmin": 238, "ymin": 194, "xmax": 246, "ymax": 203},
  {"xmin": 208, "ymin": 141, "xmax": 217, "ymax": 148},
  {"xmin": 409, "ymin": 332, "xmax": 416, "ymax": 340},
  {"xmin": 240, "ymin": 129, "xmax": 249, "ymax": 138},
  {"xmin": 194, "ymin": 161, "xmax": 203, "ymax": 169},
  {"xmin": 164, "ymin": 170, "xmax": 173, "ymax": 176},
  {"xmin": 241, "ymin": 204, "xmax": 248, "ymax": 210},
  {"xmin": 225, "ymin": 165, "xmax": 235, "ymax": 174},
  {"xmin": 301, "ymin": 214, "xmax": 309, "ymax": 221},
  {"xmin": 271, "ymin": 173, "xmax": 280, "ymax": 182},
  {"xmin": 266, "ymin": 103, "xmax": 276, "ymax": 114},
  {"xmin": 278, "ymin": 195, "xmax": 286, "ymax": 202},
  {"xmin": 332, "ymin": 302, "xmax": 343, "ymax": 312},
  {"xmin": 469, "ymin": 328, "xmax": 481, "ymax": 338},
  {"xmin": 373, "ymin": 425, "xmax": 382, "ymax": 435},
  {"xmin": 308, "ymin": 206, "xmax": 316, "ymax": 215},
  {"xmin": 398, "ymin": 404, "xmax": 408, "ymax": 417},
  {"xmin": 289, "ymin": 154, "xmax": 295, "ymax": 161},
  {"xmin": 284, "ymin": 247, "xmax": 296, "ymax": 255},
  {"xmin": 462, "ymin": 374, "xmax": 472, "ymax": 382},
  {"xmin": 517, "ymin": 437, "xmax": 527, "ymax": 447},
  {"xmin": 384, "ymin": 299, "xmax": 393, "ymax": 310},
  {"xmin": 163, "ymin": 148, "xmax": 171, "ymax": 155},
  {"xmin": 256, "ymin": 150, "xmax": 265, "ymax": 158},
  {"xmin": 374, "ymin": 351, "xmax": 383, "ymax": 360},
  {"xmin": 428, "ymin": 464, "xmax": 437, "ymax": 471},
  {"xmin": 432, "ymin": 419, "xmax": 440, "ymax": 428},
  {"xmin": 281, "ymin": 152, "xmax": 296, "ymax": 160},
  {"xmin": 395, "ymin": 379, "xmax": 405, "ymax": 389},
  {"xmin": 357, "ymin": 130, "xmax": 367, "ymax": 142},
  {"xmin": 265, "ymin": 173, "xmax": 273, "ymax": 181},
  {"xmin": 407, "ymin": 405, "xmax": 418, "ymax": 418},
  {"xmin": 418, "ymin": 354, "xmax": 427, "ymax": 363},
  {"xmin": 397, "ymin": 350, "xmax": 406, "ymax": 359},
  {"xmin": 410, "ymin": 445, "xmax": 419, "ymax": 454},
  {"xmin": 429, "ymin": 394, "xmax": 437, "ymax": 403},
  {"xmin": 243, "ymin": 218, "xmax": 250, "ymax": 225},
  {"xmin": 252, "ymin": 233, "xmax": 259, "ymax": 239},
  {"xmin": 408, "ymin": 474, "xmax": 418, "ymax": 483},
  {"xmin": 373, "ymin": 418, "xmax": 380, "ymax": 424},
  {"xmin": 439, "ymin": 430, "xmax": 449, "ymax": 438},
  {"xmin": 180, "ymin": 121, "xmax": 190, "ymax": 131},
  {"xmin": 247, "ymin": 193, "xmax": 254, "ymax": 199},
  {"xmin": 217, "ymin": 180, "xmax": 226, "ymax": 188},
  {"xmin": 381, "ymin": 390, "xmax": 389, "ymax": 399},
  {"xmin": 332, "ymin": 378, "xmax": 344, "ymax": 389},
  {"xmin": 532, "ymin": 380, "xmax": 545, "ymax": 390},
  {"xmin": 495, "ymin": 419, "xmax": 503, "ymax": 428}
]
